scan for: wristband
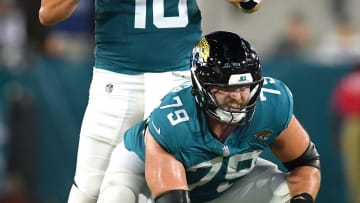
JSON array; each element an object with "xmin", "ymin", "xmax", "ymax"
[
  {"xmin": 155, "ymin": 190, "xmax": 191, "ymax": 203},
  {"xmin": 290, "ymin": 193, "xmax": 314, "ymax": 203}
]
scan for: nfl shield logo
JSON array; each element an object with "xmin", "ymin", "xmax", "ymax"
[
  {"xmin": 222, "ymin": 145, "xmax": 230, "ymax": 157},
  {"xmin": 105, "ymin": 83, "xmax": 113, "ymax": 93}
]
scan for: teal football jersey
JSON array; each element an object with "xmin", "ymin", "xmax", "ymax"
[
  {"xmin": 124, "ymin": 77, "xmax": 294, "ymax": 202},
  {"xmin": 94, "ymin": 0, "xmax": 202, "ymax": 74}
]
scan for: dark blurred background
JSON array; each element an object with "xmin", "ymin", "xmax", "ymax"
[{"xmin": 0, "ymin": 0, "xmax": 360, "ymax": 202}]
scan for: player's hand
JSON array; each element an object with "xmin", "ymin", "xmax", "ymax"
[{"xmin": 226, "ymin": 0, "xmax": 262, "ymax": 13}]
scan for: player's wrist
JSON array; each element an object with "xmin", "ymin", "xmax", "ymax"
[{"xmin": 290, "ymin": 193, "xmax": 314, "ymax": 203}]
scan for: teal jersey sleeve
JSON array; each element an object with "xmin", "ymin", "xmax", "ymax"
[
  {"xmin": 247, "ymin": 76, "xmax": 294, "ymax": 148},
  {"xmin": 147, "ymin": 82, "xmax": 199, "ymax": 157},
  {"xmin": 124, "ymin": 78, "xmax": 294, "ymax": 202},
  {"xmin": 94, "ymin": 0, "xmax": 202, "ymax": 74},
  {"xmin": 124, "ymin": 81, "xmax": 199, "ymax": 161}
]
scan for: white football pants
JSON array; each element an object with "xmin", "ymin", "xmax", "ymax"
[
  {"xmin": 98, "ymin": 142, "xmax": 291, "ymax": 203},
  {"xmin": 67, "ymin": 68, "xmax": 190, "ymax": 203}
]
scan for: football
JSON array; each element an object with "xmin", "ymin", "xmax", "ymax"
[
  {"xmin": 240, "ymin": 0, "xmax": 262, "ymax": 13},
  {"xmin": 229, "ymin": 0, "xmax": 262, "ymax": 13}
]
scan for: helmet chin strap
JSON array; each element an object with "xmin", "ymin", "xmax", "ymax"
[{"xmin": 214, "ymin": 108, "xmax": 246, "ymax": 125}]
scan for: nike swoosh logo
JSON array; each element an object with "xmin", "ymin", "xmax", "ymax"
[{"xmin": 151, "ymin": 121, "xmax": 160, "ymax": 134}]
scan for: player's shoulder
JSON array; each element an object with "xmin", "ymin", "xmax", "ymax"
[
  {"xmin": 157, "ymin": 81, "xmax": 195, "ymax": 114},
  {"xmin": 259, "ymin": 77, "xmax": 293, "ymax": 106},
  {"xmin": 148, "ymin": 82, "xmax": 200, "ymax": 150},
  {"xmin": 262, "ymin": 77, "xmax": 292, "ymax": 95},
  {"xmin": 150, "ymin": 81, "xmax": 195, "ymax": 128},
  {"xmin": 251, "ymin": 77, "xmax": 294, "ymax": 133}
]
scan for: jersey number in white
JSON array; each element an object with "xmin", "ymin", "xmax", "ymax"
[
  {"xmin": 134, "ymin": 0, "xmax": 189, "ymax": 28},
  {"xmin": 161, "ymin": 96, "xmax": 190, "ymax": 126},
  {"xmin": 259, "ymin": 77, "xmax": 281, "ymax": 101},
  {"xmin": 188, "ymin": 150, "xmax": 261, "ymax": 192}
]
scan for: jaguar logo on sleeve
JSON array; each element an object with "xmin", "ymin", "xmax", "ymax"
[{"xmin": 254, "ymin": 130, "xmax": 273, "ymax": 141}]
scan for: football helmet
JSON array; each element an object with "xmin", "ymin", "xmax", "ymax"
[{"xmin": 191, "ymin": 31, "xmax": 263, "ymax": 125}]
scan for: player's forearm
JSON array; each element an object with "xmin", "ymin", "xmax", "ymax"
[
  {"xmin": 39, "ymin": 0, "xmax": 80, "ymax": 25},
  {"xmin": 287, "ymin": 166, "xmax": 321, "ymax": 200}
]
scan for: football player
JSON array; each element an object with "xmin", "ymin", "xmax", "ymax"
[
  {"xmin": 38, "ymin": 1, "xmax": 262, "ymax": 203},
  {"xmin": 98, "ymin": 31, "xmax": 321, "ymax": 203}
]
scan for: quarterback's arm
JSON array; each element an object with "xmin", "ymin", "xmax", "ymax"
[
  {"xmin": 270, "ymin": 115, "xmax": 321, "ymax": 201},
  {"xmin": 144, "ymin": 128, "xmax": 190, "ymax": 203},
  {"xmin": 39, "ymin": 0, "xmax": 80, "ymax": 25}
]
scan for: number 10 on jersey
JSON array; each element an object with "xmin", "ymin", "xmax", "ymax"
[{"xmin": 134, "ymin": 0, "xmax": 189, "ymax": 28}]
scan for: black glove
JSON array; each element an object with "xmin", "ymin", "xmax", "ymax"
[{"xmin": 290, "ymin": 193, "xmax": 314, "ymax": 203}]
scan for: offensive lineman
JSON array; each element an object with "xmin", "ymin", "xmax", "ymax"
[
  {"xmin": 100, "ymin": 31, "xmax": 321, "ymax": 203},
  {"xmin": 38, "ymin": 0, "xmax": 262, "ymax": 203}
]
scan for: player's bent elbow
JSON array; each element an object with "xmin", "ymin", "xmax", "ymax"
[
  {"xmin": 38, "ymin": 4, "xmax": 77, "ymax": 26},
  {"xmin": 39, "ymin": 13, "xmax": 69, "ymax": 26},
  {"xmin": 283, "ymin": 142, "xmax": 321, "ymax": 171}
]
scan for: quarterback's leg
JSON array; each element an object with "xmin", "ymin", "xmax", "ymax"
[
  {"xmin": 209, "ymin": 158, "xmax": 290, "ymax": 203},
  {"xmin": 144, "ymin": 70, "xmax": 190, "ymax": 118},
  {"xmin": 97, "ymin": 142, "xmax": 150, "ymax": 203},
  {"xmin": 94, "ymin": 71, "xmax": 188, "ymax": 203},
  {"xmin": 67, "ymin": 68, "xmax": 145, "ymax": 203},
  {"xmin": 67, "ymin": 136, "xmax": 115, "ymax": 202}
]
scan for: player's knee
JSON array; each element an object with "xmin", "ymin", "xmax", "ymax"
[
  {"xmin": 67, "ymin": 184, "xmax": 97, "ymax": 203},
  {"xmin": 73, "ymin": 172, "xmax": 104, "ymax": 198},
  {"xmin": 98, "ymin": 183, "xmax": 137, "ymax": 203},
  {"xmin": 270, "ymin": 173, "xmax": 291, "ymax": 203},
  {"xmin": 98, "ymin": 170, "xmax": 148, "ymax": 203}
]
